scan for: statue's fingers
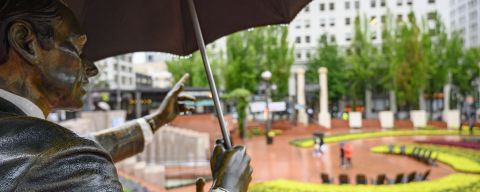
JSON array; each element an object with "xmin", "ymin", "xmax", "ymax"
[
  {"xmin": 211, "ymin": 139, "xmax": 227, "ymax": 171},
  {"xmin": 178, "ymin": 95, "xmax": 196, "ymax": 101},
  {"xmin": 195, "ymin": 177, "xmax": 206, "ymax": 192},
  {"xmin": 173, "ymin": 74, "xmax": 189, "ymax": 89}
]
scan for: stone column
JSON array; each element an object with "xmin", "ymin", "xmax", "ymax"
[
  {"xmin": 443, "ymin": 84, "xmax": 450, "ymax": 120},
  {"xmin": 318, "ymin": 67, "xmax": 331, "ymax": 128},
  {"xmin": 296, "ymin": 68, "xmax": 308, "ymax": 125}
]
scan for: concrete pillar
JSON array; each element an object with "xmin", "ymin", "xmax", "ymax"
[
  {"xmin": 296, "ymin": 68, "xmax": 308, "ymax": 125},
  {"xmin": 443, "ymin": 84, "xmax": 450, "ymax": 121},
  {"xmin": 318, "ymin": 67, "xmax": 331, "ymax": 128},
  {"xmin": 389, "ymin": 90, "xmax": 397, "ymax": 113}
]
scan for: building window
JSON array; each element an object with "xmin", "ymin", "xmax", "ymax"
[
  {"xmin": 305, "ymin": 20, "xmax": 311, "ymax": 28},
  {"xmin": 428, "ymin": 0, "xmax": 435, "ymax": 4},
  {"xmin": 345, "ymin": 1, "xmax": 351, "ymax": 9},
  {"xmin": 296, "ymin": 52, "xmax": 302, "ymax": 59},
  {"xmin": 346, "ymin": 33, "xmax": 352, "ymax": 41},
  {"xmin": 320, "ymin": 3, "xmax": 325, "ymax": 11},
  {"xmin": 330, "ymin": 2, "xmax": 335, "ymax": 10},
  {"xmin": 296, "ymin": 36, "xmax": 301, "ymax": 44},
  {"xmin": 306, "ymin": 52, "xmax": 311, "ymax": 59},
  {"xmin": 346, "ymin": 17, "xmax": 351, "ymax": 25},
  {"xmin": 320, "ymin": 19, "xmax": 326, "ymax": 27},
  {"xmin": 295, "ymin": 24, "xmax": 301, "ymax": 29},
  {"xmin": 407, "ymin": 0, "xmax": 413, "ymax": 5},
  {"xmin": 397, "ymin": 14, "xmax": 403, "ymax": 22},
  {"xmin": 306, "ymin": 36, "xmax": 311, "ymax": 43},
  {"xmin": 147, "ymin": 55, "xmax": 154, "ymax": 62},
  {"xmin": 397, "ymin": 0, "xmax": 402, "ymax": 6},
  {"xmin": 330, "ymin": 18, "xmax": 335, "ymax": 26},
  {"xmin": 380, "ymin": 0, "xmax": 386, "ymax": 7},
  {"xmin": 370, "ymin": 16, "xmax": 377, "ymax": 25},
  {"xmin": 330, "ymin": 35, "xmax": 336, "ymax": 42},
  {"xmin": 355, "ymin": 1, "xmax": 360, "ymax": 9},
  {"xmin": 114, "ymin": 63, "xmax": 118, "ymax": 70},
  {"xmin": 371, "ymin": 0, "xmax": 376, "ymax": 8},
  {"xmin": 304, "ymin": 5, "xmax": 310, "ymax": 12},
  {"xmin": 371, "ymin": 31, "xmax": 377, "ymax": 40}
]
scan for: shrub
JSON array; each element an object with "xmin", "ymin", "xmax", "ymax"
[
  {"xmin": 290, "ymin": 130, "xmax": 480, "ymax": 148},
  {"xmin": 250, "ymin": 174, "xmax": 480, "ymax": 192},
  {"xmin": 371, "ymin": 144, "xmax": 480, "ymax": 173}
]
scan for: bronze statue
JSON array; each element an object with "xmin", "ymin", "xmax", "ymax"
[{"xmin": 0, "ymin": 0, "xmax": 252, "ymax": 191}]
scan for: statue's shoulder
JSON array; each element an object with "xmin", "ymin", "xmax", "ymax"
[
  {"xmin": 0, "ymin": 115, "xmax": 122, "ymax": 191},
  {"xmin": 0, "ymin": 115, "xmax": 90, "ymax": 152}
]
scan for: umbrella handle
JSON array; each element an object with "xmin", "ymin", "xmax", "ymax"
[{"xmin": 188, "ymin": 0, "xmax": 232, "ymax": 149}]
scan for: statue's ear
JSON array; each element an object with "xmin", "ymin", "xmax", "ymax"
[{"xmin": 8, "ymin": 21, "xmax": 41, "ymax": 65}]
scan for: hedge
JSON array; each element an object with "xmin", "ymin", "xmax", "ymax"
[
  {"xmin": 250, "ymin": 174, "xmax": 480, "ymax": 192},
  {"xmin": 371, "ymin": 144, "xmax": 480, "ymax": 174},
  {"xmin": 289, "ymin": 130, "xmax": 479, "ymax": 148}
]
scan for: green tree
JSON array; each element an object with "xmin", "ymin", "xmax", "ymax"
[
  {"xmin": 167, "ymin": 50, "xmax": 223, "ymax": 87},
  {"xmin": 347, "ymin": 15, "xmax": 379, "ymax": 115},
  {"xmin": 394, "ymin": 12, "xmax": 428, "ymax": 110},
  {"xmin": 223, "ymin": 88, "xmax": 251, "ymax": 138},
  {"xmin": 306, "ymin": 34, "xmax": 347, "ymax": 103},
  {"xmin": 224, "ymin": 26, "xmax": 294, "ymax": 100}
]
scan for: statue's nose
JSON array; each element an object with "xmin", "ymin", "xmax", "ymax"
[{"xmin": 82, "ymin": 55, "xmax": 98, "ymax": 77}]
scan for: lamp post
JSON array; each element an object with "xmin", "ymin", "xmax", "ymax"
[{"xmin": 262, "ymin": 71, "xmax": 273, "ymax": 144}]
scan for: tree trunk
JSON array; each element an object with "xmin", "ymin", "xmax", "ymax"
[
  {"xmin": 389, "ymin": 90, "xmax": 397, "ymax": 113},
  {"xmin": 365, "ymin": 89, "xmax": 373, "ymax": 119},
  {"xmin": 419, "ymin": 92, "xmax": 426, "ymax": 111}
]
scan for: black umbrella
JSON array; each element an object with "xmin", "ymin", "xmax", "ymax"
[{"xmin": 68, "ymin": 0, "xmax": 311, "ymax": 148}]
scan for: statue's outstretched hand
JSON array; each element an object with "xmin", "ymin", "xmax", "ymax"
[
  {"xmin": 210, "ymin": 139, "xmax": 252, "ymax": 192},
  {"xmin": 151, "ymin": 74, "xmax": 195, "ymax": 131}
]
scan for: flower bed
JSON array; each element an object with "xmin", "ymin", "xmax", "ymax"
[
  {"xmin": 250, "ymin": 174, "xmax": 480, "ymax": 192},
  {"xmin": 371, "ymin": 144, "xmax": 480, "ymax": 173},
  {"xmin": 289, "ymin": 130, "xmax": 479, "ymax": 148}
]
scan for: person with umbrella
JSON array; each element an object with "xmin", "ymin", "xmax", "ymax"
[{"xmin": 0, "ymin": 1, "xmax": 252, "ymax": 191}]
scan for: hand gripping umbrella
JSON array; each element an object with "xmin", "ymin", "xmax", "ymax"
[{"xmin": 68, "ymin": 0, "xmax": 311, "ymax": 149}]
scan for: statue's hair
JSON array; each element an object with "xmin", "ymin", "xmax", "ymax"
[{"xmin": 0, "ymin": 0, "xmax": 60, "ymax": 64}]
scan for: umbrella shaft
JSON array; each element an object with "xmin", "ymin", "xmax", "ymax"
[{"xmin": 188, "ymin": 0, "xmax": 232, "ymax": 149}]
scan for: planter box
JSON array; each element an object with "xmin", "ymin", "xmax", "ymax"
[
  {"xmin": 349, "ymin": 112, "xmax": 362, "ymax": 129},
  {"xmin": 443, "ymin": 110, "xmax": 460, "ymax": 129},
  {"xmin": 379, "ymin": 111, "xmax": 394, "ymax": 129},
  {"xmin": 318, "ymin": 112, "xmax": 331, "ymax": 129},
  {"xmin": 410, "ymin": 110, "xmax": 427, "ymax": 128}
]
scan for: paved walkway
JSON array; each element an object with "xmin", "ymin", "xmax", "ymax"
[{"xmin": 165, "ymin": 125, "xmax": 461, "ymax": 191}]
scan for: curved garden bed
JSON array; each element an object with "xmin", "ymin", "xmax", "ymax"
[
  {"xmin": 250, "ymin": 174, "xmax": 480, "ymax": 192},
  {"xmin": 289, "ymin": 130, "xmax": 478, "ymax": 148},
  {"xmin": 371, "ymin": 144, "xmax": 480, "ymax": 173}
]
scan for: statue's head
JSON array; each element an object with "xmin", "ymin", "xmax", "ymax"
[{"xmin": 0, "ymin": 0, "xmax": 98, "ymax": 111}]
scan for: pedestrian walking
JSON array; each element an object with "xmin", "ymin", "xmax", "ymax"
[
  {"xmin": 340, "ymin": 142, "xmax": 346, "ymax": 168},
  {"xmin": 344, "ymin": 143, "xmax": 353, "ymax": 168}
]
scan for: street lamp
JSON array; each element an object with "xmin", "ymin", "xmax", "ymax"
[{"xmin": 262, "ymin": 71, "xmax": 273, "ymax": 144}]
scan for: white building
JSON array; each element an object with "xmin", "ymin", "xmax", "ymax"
[
  {"xmin": 450, "ymin": 0, "xmax": 480, "ymax": 48},
  {"xmin": 288, "ymin": 0, "xmax": 450, "ymax": 94},
  {"xmin": 134, "ymin": 61, "xmax": 173, "ymax": 88},
  {"xmin": 94, "ymin": 54, "xmax": 136, "ymax": 90}
]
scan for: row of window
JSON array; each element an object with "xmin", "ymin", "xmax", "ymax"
[
  {"xmin": 304, "ymin": 0, "xmax": 433, "ymax": 12},
  {"xmin": 296, "ymin": 13, "xmax": 420, "ymax": 30},
  {"xmin": 114, "ymin": 75, "xmax": 135, "ymax": 86},
  {"xmin": 113, "ymin": 63, "xmax": 133, "ymax": 73}
]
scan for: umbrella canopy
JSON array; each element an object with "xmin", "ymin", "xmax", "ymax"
[{"xmin": 67, "ymin": 0, "xmax": 311, "ymax": 61}]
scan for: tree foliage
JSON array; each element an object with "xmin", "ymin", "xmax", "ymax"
[
  {"xmin": 305, "ymin": 34, "xmax": 347, "ymax": 102},
  {"xmin": 224, "ymin": 26, "xmax": 294, "ymax": 100}
]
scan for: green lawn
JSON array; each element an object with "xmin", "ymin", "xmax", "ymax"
[
  {"xmin": 371, "ymin": 144, "xmax": 480, "ymax": 174},
  {"xmin": 289, "ymin": 129, "xmax": 478, "ymax": 148},
  {"xmin": 250, "ymin": 174, "xmax": 480, "ymax": 192}
]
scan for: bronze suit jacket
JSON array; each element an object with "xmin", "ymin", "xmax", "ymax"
[{"xmin": 0, "ymin": 97, "xmax": 122, "ymax": 191}]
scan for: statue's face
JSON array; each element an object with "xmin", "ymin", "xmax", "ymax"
[{"xmin": 35, "ymin": 4, "xmax": 98, "ymax": 110}]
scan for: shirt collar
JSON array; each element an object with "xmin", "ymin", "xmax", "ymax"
[{"xmin": 0, "ymin": 89, "xmax": 45, "ymax": 119}]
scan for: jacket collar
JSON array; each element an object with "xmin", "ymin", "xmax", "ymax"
[{"xmin": 0, "ymin": 89, "xmax": 45, "ymax": 119}]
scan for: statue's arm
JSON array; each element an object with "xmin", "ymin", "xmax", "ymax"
[{"xmin": 91, "ymin": 74, "xmax": 193, "ymax": 162}]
